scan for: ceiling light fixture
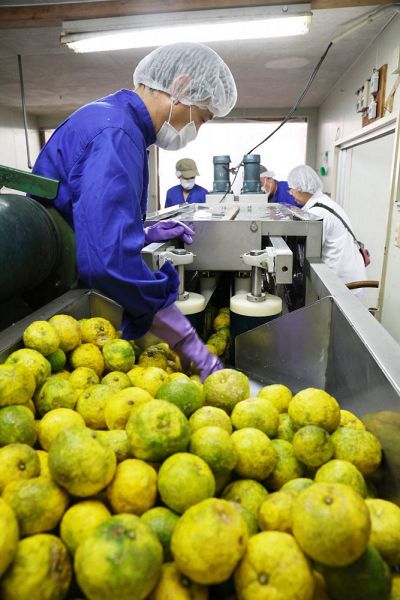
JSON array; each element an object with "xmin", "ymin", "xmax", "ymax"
[{"xmin": 61, "ymin": 4, "xmax": 312, "ymax": 53}]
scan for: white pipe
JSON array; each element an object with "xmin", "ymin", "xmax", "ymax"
[{"xmin": 332, "ymin": 3, "xmax": 400, "ymax": 44}]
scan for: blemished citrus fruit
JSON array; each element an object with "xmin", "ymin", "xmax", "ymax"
[
  {"xmin": 97, "ymin": 429, "xmax": 131, "ymax": 462},
  {"xmin": 213, "ymin": 311, "xmax": 230, "ymax": 331},
  {"xmin": 134, "ymin": 366, "xmax": 169, "ymax": 397},
  {"xmin": 48, "ymin": 426, "xmax": 116, "ymax": 497},
  {"xmin": 229, "ymin": 501, "xmax": 258, "ymax": 536},
  {"xmin": 47, "ymin": 369, "xmax": 70, "ymax": 381},
  {"xmin": 288, "ymin": 387, "xmax": 341, "ymax": 433},
  {"xmin": 149, "ymin": 562, "xmax": 209, "ymax": 600},
  {"xmin": 126, "ymin": 399, "xmax": 190, "ymax": 462},
  {"xmin": 0, "ymin": 497, "xmax": 19, "ymax": 577},
  {"xmin": 48, "ymin": 314, "xmax": 81, "ymax": 352},
  {"xmin": 281, "ymin": 477, "xmax": 314, "ymax": 495},
  {"xmin": 189, "ymin": 426, "xmax": 237, "ymax": 473},
  {"xmin": 258, "ymin": 490, "xmax": 296, "ymax": 533},
  {"xmin": 330, "ymin": 427, "xmax": 382, "ymax": 475},
  {"xmin": 34, "ymin": 378, "xmax": 78, "ymax": 416},
  {"xmin": 206, "ymin": 333, "xmax": 227, "ymax": 356},
  {"xmin": 101, "ymin": 371, "xmax": 132, "ymax": 390},
  {"xmin": 126, "ymin": 365, "xmax": 145, "ymax": 386},
  {"xmin": 340, "ymin": 409, "xmax": 366, "ymax": 430},
  {"xmin": 22, "ymin": 320, "xmax": 60, "ymax": 356},
  {"xmin": 222, "ymin": 479, "xmax": 269, "ymax": 518},
  {"xmin": 2, "ymin": 476, "xmax": 68, "ymax": 536},
  {"xmin": 292, "ymin": 482, "xmax": 371, "ymax": 566},
  {"xmin": 203, "ymin": 369, "xmax": 250, "ymax": 414},
  {"xmin": 231, "ymin": 397, "xmax": 279, "ymax": 437},
  {"xmin": 104, "ymin": 386, "xmax": 153, "ymax": 429},
  {"xmin": 138, "ymin": 345, "xmax": 169, "ymax": 370},
  {"xmin": 156, "ymin": 378, "xmax": 204, "ymax": 417},
  {"xmin": 257, "ymin": 384, "xmax": 293, "ymax": 413},
  {"xmin": 366, "ymin": 498, "xmax": 400, "ymax": 565},
  {"xmin": 36, "ymin": 450, "xmax": 51, "ymax": 478},
  {"xmin": 0, "ymin": 443, "xmax": 40, "ymax": 492},
  {"xmin": 69, "ymin": 343, "xmax": 105, "ymax": 377},
  {"xmin": 0, "ymin": 533, "xmax": 72, "ymax": 600},
  {"xmin": 69, "ymin": 366, "xmax": 99, "ymax": 389},
  {"xmin": 266, "ymin": 439, "xmax": 305, "ymax": 490},
  {"xmin": 189, "ymin": 405, "xmax": 232, "ymax": 433},
  {"xmin": 171, "ymin": 498, "xmax": 248, "ymax": 585},
  {"xmin": 157, "ymin": 453, "xmax": 215, "ymax": 514},
  {"xmin": 234, "ymin": 531, "xmax": 315, "ymax": 600},
  {"xmin": 6, "ymin": 348, "xmax": 51, "ymax": 388},
  {"xmin": 314, "ymin": 459, "xmax": 367, "ymax": 498},
  {"xmin": 277, "ymin": 412, "xmax": 297, "ymax": 441},
  {"xmin": 60, "ymin": 500, "xmax": 111, "ymax": 555},
  {"xmin": 37, "ymin": 408, "xmax": 85, "ymax": 451},
  {"xmin": 321, "ymin": 544, "xmax": 391, "ymax": 600},
  {"xmin": 46, "ymin": 348, "xmax": 66, "ymax": 372},
  {"xmin": 76, "ymin": 384, "xmax": 114, "ymax": 429},
  {"xmin": 102, "ymin": 339, "xmax": 135, "ymax": 372},
  {"xmin": 231, "ymin": 427, "xmax": 277, "ymax": 481},
  {"xmin": 0, "ymin": 405, "xmax": 37, "ymax": 447},
  {"xmin": 80, "ymin": 317, "xmax": 117, "ymax": 347},
  {"xmin": 168, "ymin": 372, "xmax": 190, "ymax": 382},
  {"xmin": 107, "ymin": 459, "xmax": 157, "ymax": 515},
  {"xmin": 205, "ymin": 342, "xmax": 218, "ymax": 355},
  {"xmin": 292, "ymin": 425, "xmax": 334, "ymax": 468},
  {"xmin": 75, "ymin": 513, "xmax": 162, "ymax": 600},
  {"xmin": 141, "ymin": 507, "xmax": 180, "ymax": 562},
  {"xmin": 0, "ymin": 364, "xmax": 35, "ymax": 407}
]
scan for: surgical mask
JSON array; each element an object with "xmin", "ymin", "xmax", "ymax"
[
  {"xmin": 181, "ymin": 178, "xmax": 195, "ymax": 191},
  {"xmin": 156, "ymin": 102, "xmax": 198, "ymax": 151}
]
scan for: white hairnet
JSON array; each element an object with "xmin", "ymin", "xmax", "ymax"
[
  {"xmin": 260, "ymin": 168, "xmax": 275, "ymax": 178},
  {"xmin": 287, "ymin": 165, "xmax": 323, "ymax": 195},
  {"xmin": 133, "ymin": 42, "xmax": 237, "ymax": 117}
]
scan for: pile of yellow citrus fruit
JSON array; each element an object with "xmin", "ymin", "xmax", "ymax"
[{"xmin": 0, "ymin": 314, "xmax": 399, "ymax": 600}]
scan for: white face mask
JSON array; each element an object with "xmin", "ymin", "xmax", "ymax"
[
  {"xmin": 156, "ymin": 102, "xmax": 198, "ymax": 151},
  {"xmin": 181, "ymin": 178, "xmax": 195, "ymax": 190}
]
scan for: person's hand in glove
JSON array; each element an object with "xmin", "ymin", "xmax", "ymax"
[
  {"xmin": 144, "ymin": 220, "xmax": 194, "ymax": 245},
  {"xmin": 150, "ymin": 303, "xmax": 223, "ymax": 382}
]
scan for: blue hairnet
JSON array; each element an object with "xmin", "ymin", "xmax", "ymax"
[
  {"xmin": 133, "ymin": 42, "xmax": 237, "ymax": 117},
  {"xmin": 287, "ymin": 165, "xmax": 323, "ymax": 195}
]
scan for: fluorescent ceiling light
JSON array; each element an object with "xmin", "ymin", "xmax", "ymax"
[{"xmin": 61, "ymin": 5, "xmax": 312, "ymax": 53}]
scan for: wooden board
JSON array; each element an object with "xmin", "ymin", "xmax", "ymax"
[{"xmin": 362, "ymin": 63, "xmax": 388, "ymax": 127}]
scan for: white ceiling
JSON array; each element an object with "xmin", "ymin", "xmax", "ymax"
[{"xmin": 0, "ymin": 4, "xmax": 391, "ymax": 121}]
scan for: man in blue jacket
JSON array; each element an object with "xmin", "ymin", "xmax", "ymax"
[
  {"xmin": 32, "ymin": 42, "xmax": 237, "ymax": 380},
  {"xmin": 165, "ymin": 158, "xmax": 208, "ymax": 207},
  {"xmin": 259, "ymin": 165, "xmax": 299, "ymax": 207}
]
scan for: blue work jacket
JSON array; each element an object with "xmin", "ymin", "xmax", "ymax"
[
  {"xmin": 270, "ymin": 180, "xmax": 299, "ymax": 207},
  {"xmin": 165, "ymin": 183, "xmax": 208, "ymax": 207},
  {"xmin": 32, "ymin": 89, "xmax": 178, "ymax": 338}
]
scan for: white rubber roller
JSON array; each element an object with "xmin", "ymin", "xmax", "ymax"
[
  {"xmin": 230, "ymin": 293, "xmax": 282, "ymax": 317},
  {"xmin": 175, "ymin": 292, "xmax": 206, "ymax": 315}
]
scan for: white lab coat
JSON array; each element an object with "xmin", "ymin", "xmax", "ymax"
[{"xmin": 303, "ymin": 191, "xmax": 366, "ymax": 287}]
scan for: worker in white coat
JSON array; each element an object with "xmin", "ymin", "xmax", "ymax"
[{"xmin": 287, "ymin": 165, "xmax": 366, "ymax": 289}]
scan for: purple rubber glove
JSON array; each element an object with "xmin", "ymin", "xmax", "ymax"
[
  {"xmin": 144, "ymin": 220, "xmax": 195, "ymax": 245},
  {"xmin": 150, "ymin": 303, "xmax": 223, "ymax": 382}
]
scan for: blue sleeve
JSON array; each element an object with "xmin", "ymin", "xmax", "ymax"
[
  {"xmin": 69, "ymin": 128, "xmax": 178, "ymax": 338},
  {"xmin": 165, "ymin": 186, "xmax": 183, "ymax": 208},
  {"xmin": 165, "ymin": 188, "xmax": 174, "ymax": 208},
  {"xmin": 276, "ymin": 181, "xmax": 297, "ymax": 206}
]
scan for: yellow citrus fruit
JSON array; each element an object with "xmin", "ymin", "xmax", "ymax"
[
  {"xmin": 234, "ymin": 531, "xmax": 314, "ymax": 600},
  {"xmin": 0, "ymin": 533, "xmax": 72, "ymax": 600},
  {"xmin": 75, "ymin": 513, "xmax": 162, "ymax": 600},
  {"xmin": 206, "ymin": 333, "xmax": 227, "ymax": 356},
  {"xmin": 37, "ymin": 407, "xmax": 85, "ymax": 451},
  {"xmin": 0, "ymin": 405, "xmax": 37, "ymax": 447},
  {"xmin": 314, "ymin": 459, "xmax": 367, "ymax": 498},
  {"xmin": 231, "ymin": 428, "xmax": 277, "ymax": 481},
  {"xmin": 258, "ymin": 490, "xmax": 297, "ymax": 533},
  {"xmin": 69, "ymin": 366, "xmax": 99, "ymax": 389},
  {"xmin": 107, "ymin": 458, "xmax": 157, "ymax": 515},
  {"xmin": 231, "ymin": 397, "xmax": 279, "ymax": 437},
  {"xmin": 292, "ymin": 425, "xmax": 334, "ymax": 468},
  {"xmin": 229, "ymin": 501, "xmax": 259, "ymax": 536},
  {"xmin": 60, "ymin": 500, "xmax": 111, "ymax": 555},
  {"xmin": 189, "ymin": 426, "xmax": 237, "ymax": 474},
  {"xmin": 168, "ymin": 372, "xmax": 190, "ymax": 382},
  {"xmin": 34, "ymin": 378, "xmax": 78, "ymax": 416},
  {"xmin": 46, "ymin": 348, "xmax": 66, "ymax": 372},
  {"xmin": 213, "ymin": 311, "xmax": 230, "ymax": 331},
  {"xmin": 6, "ymin": 348, "xmax": 51, "ymax": 389},
  {"xmin": 331, "ymin": 427, "xmax": 382, "ymax": 476},
  {"xmin": 281, "ymin": 478, "xmax": 314, "ymax": 495},
  {"xmin": 189, "ymin": 405, "xmax": 232, "ymax": 433},
  {"xmin": 340, "ymin": 409, "xmax": 366, "ymax": 430},
  {"xmin": 0, "ymin": 497, "xmax": 19, "ymax": 577},
  {"xmin": 126, "ymin": 399, "xmax": 190, "ymax": 462},
  {"xmin": 70, "ymin": 343, "xmax": 105, "ymax": 377},
  {"xmin": 0, "ymin": 363, "xmax": 35, "ymax": 407},
  {"xmin": 102, "ymin": 339, "xmax": 135, "ymax": 373},
  {"xmin": 126, "ymin": 365, "xmax": 145, "ymax": 386},
  {"xmin": 277, "ymin": 412, "xmax": 297, "ymax": 441},
  {"xmin": 36, "ymin": 450, "xmax": 51, "ymax": 478},
  {"xmin": 48, "ymin": 426, "xmax": 116, "ymax": 497},
  {"xmin": 156, "ymin": 378, "xmax": 204, "ymax": 417},
  {"xmin": 138, "ymin": 345, "xmax": 169, "ymax": 370},
  {"xmin": 141, "ymin": 507, "xmax": 180, "ymax": 562},
  {"xmin": 96, "ymin": 429, "xmax": 131, "ymax": 462},
  {"xmin": 22, "ymin": 320, "xmax": 60, "ymax": 356},
  {"xmin": 205, "ymin": 343, "xmax": 218, "ymax": 355},
  {"xmin": 2, "ymin": 477, "xmax": 68, "ymax": 536},
  {"xmin": 157, "ymin": 453, "xmax": 215, "ymax": 514},
  {"xmin": 47, "ymin": 369, "xmax": 70, "ymax": 381},
  {"xmin": 392, "ymin": 574, "xmax": 400, "ymax": 600},
  {"xmin": 134, "ymin": 366, "xmax": 169, "ymax": 397},
  {"xmin": 288, "ymin": 388, "xmax": 341, "ymax": 433},
  {"xmin": 80, "ymin": 317, "xmax": 117, "ymax": 347},
  {"xmin": 172, "ymin": 498, "xmax": 248, "ymax": 585},
  {"xmin": 48, "ymin": 314, "xmax": 82, "ymax": 352},
  {"xmin": 222, "ymin": 479, "xmax": 269, "ymax": 518},
  {"xmin": 76, "ymin": 384, "xmax": 114, "ymax": 429},
  {"xmin": 24, "ymin": 398, "xmax": 36, "ymax": 416},
  {"xmin": 313, "ymin": 570, "xmax": 330, "ymax": 600},
  {"xmin": 104, "ymin": 386, "xmax": 153, "ymax": 429},
  {"xmin": 204, "ymin": 369, "xmax": 250, "ymax": 414},
  {"xmin": 292, "ymin": 482, "xmax": 371, "ymax": 566},
  {"xmin": 366, "ymin": 498, "xmax": 400, "ymax": 565},
  {"xmin": 101, "ymin": 371, "xmax": 132, "ymax": 390},
  {"xmin": 149, "ymin": 562, "xmax": 209, "ymax": 600},
  {"xmin": 257, "ymin": 384, "xmax": 293, "ymax": 413},
  {"xmin": 266, "ymin": 439, "xmax": 305, "ymax": 490},
  {"xmin": 0, "ymin": 443, "xmax": 40, "ymax": 492}
]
